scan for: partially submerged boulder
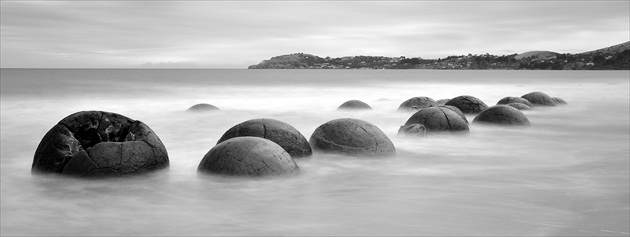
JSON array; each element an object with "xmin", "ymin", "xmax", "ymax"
[
  {"xmin": 397, "ymin": 124, "xmax": 427, "ymax": 137},
  {"xmin": 506, "ymin": 103, "xmax": 532, "ymax": 110},
  {"xmin": 397, "ymin": 97, "xmax": 438, "ymax": 111},
  {"xmin": 521, "ymin": 92, "xmax": 556, "ymax": 106},
  {"xmin": 187, "ymin": 103, "xmax": 219, "ymax": 112},
  {"xmin": 404, "ymin": 107, "xmax": 469, "ymax": 134},
  {"xmin": 473, "ymin": 105, "xmax": 531, "ymax": 126},
  {"xmin": 32, "ymin": 111, "xmax": 169, "ymax": 177},
  {"xmin": 198, "ymin": 137, "xmax": 299, "ymax": 177},
  {"xmin": 217, "ymin": 118, "xmax": 312, "ymax": 158},
  {"xmin": 337, "ymin": 100, "xmax": 372, "ymax": 110},
  {"xmin": 496, "ymin": 97, "xmax": 533, "ymax": 107},
  {"xmin": 552, "ymin": 97, "xmax": 568, "ymax": 105},
  {"xmin": 444, "ymin": 95, "xmax": 488, "ymax": 114},
  {"xmin": 309, "ymin": 118, "xmax": 395, "ymax": 157}
]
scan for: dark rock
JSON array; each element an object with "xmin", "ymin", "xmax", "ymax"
[
  {"xmin": 436, "ymin": 98, "xmax": 450, "ymax": 105},
  {"xmin": 506, "ymin": 103, "xmax": 532, "ymax": 110},
  {"xmin": 32, "ymin": 111, "xmax": 169, "ymax": 177},
  {"xmin": 397, "ymin": 124, "xmax": 427, "ymax": 137},
  {"xmin": 552, "ymin": 97, "xmax": 568, "ymax": 105},
  {"xmin": 337, "ymin": 100, "xmax": 372, "ymax": 110},
  {"xmin": 397, "ymin": 97, "xmax": 438, "ymax": 111},
  {"xmin": 404, "ymin": 107, "xmax": 469, "ymax": 134},
  {"xmin": 473, "ymin": 105, "xmax": 531, "ymax": 126},
  {"xmin": 439, "ymin": 105, "xmax": 469, "ymax": 124},
  {"xmin": 521, "ymin": 91, "xmax": 556, "ymax": 106},
  {"xmin": 217, "ymin": 118, "xmax": 312, "ymax": 158},
  {"xmin": 309, "ymin": 118, "xmax": 395, "ymax": 157},
  {"xmin": 187, "ymin": 103, "xmax": 219, "ymax": 112},
  {"xmin": 496, "ymin": 97, "xmax": 533, "ymax": 107},
  {"xmin": 198, "ymin": 137, "xmax": 299, "ymax": 177},
  {"xmin": 444, "ymin": 95, "xmax": 489, "ymax": 114}
]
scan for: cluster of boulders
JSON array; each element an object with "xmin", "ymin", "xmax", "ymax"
[{"xmin": 32, "ymin": 91, "xmax": 565, "ymax": 179}]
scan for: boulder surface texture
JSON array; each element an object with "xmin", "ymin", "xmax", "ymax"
[
  {"xmin": 337, "ymin": 100, "xmax": 372, "ymax": 110},
  {"xmin": 439, "ymin": 105, "xmax": 469, "ymax": 124},
  {"xmin": 199, "ymin": 137, "xmax": 299, "ymax": 177},
  {"xmin": 398, "ymin": 124, "xmax": 427, "ymax": 137},
  {"xmin": 187, "ymin": 103, "xmax": 219, "ymax": 112},
  {"xmin": 552, "ymin": 97, "xmax": 568, "ymax": 105},
  {"xmin": 445, "ymin": 95, "xmax": 489, "ymax": 114},
  {"xmin": 473, "ymin": 105, "xmax": 531, "ymax": 126},
  {"xmin": 397, "ymin": 97, "xmax": 438, "ymax": 111},
  {"xmin": 496, "ymin": 97, "xmax": 533, "ymax": 107},
  {"xmin": 309, "ymin": 118, "xmax": 395, "ymax": 157},
  {"xmin": 404, "ymin": 107, "xmax": 469, "ymax": 133},
  {"xmin": 217, "ymin": 118, "xmax": 312, "ymax": 158},
  {"xmin": 32, "ymin": 111, "xmax": 169, "ymax": 177},
  {"xmin": 506, "ymin": 103, "xmax": 532, "ymax": 110},
  {"xmin": 521, "ymin": 92, "xmax": 556, "ymax": 106}
]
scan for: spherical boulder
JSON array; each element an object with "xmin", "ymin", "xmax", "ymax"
[
  {"xmin": 309, "ymin": 118, "xmax": 395, "ymax": 157},
  {"xmin": 473, "ymin": 105, "xmax": 531, "ymax": 126},
  {"xmin": 404, "ymin": 107, "xmax": 469, "ymax": 134},
  {"xmin": 552, "ymin": 97, "xmax": 568, "ymax": 105},
  {"xmin": 187, "ymin": 103, "xmax": 219, "ymax": 112},
  {"xmin": 217, "ymin": 118, "xmax": 312, "ymax": 158},
  {"xmin": 506, "ymin": 103, "xmax": 532, "ymax": 110},
  {"xmin": 397, "ymin": 124, "xmax": 427, "ymax": 137},
  {"xmin": 521, "ymin": 91, "xmax": 556, "ymax": 106},
  {"xmin": 337, "ymin": 100, "xmax": 372, "ymax": 110},
  {"xmin": 32, "ymin": 111, "xmax": 169, "ymax": 177},
  {"xmin": 496, "ymin": 97, "xmax": 533, "ymax": 107},
  {"xmin": 198, "ymin": 137, "xmax": 299, "ymax": 177},
  {"xmin": 439, "ymin": 105, "xmax": 469, "ymax": 124},
  {"xmin": 444, "ymin": 95, "xmax": 489, "ymax": 114},
  {"xmin": 397, "ymin": 96, "xmax": 438, "ymax": 111}
]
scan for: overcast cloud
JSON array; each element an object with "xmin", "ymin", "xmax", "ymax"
[{"xmin": 1, "ymin": 1, "xmax": 628, "ymax": 68}]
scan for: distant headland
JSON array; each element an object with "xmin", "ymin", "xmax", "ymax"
[{"xmin": 248, "ymin": 41, "xmax": 629, "ymax": 70}]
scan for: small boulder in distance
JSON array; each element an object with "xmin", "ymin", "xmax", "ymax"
[{"xmin": 337, "ymin": 100, "xmax": 372, "ymax": 110}]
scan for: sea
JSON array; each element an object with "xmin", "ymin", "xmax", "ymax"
[{"xmin": 1, "ymin": 69, "xmax": 629, "ymax": 236}]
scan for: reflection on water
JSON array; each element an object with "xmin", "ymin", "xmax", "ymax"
[{"xmin": 1, "ymin": 69, "xmax": 629, "ymax": 236}]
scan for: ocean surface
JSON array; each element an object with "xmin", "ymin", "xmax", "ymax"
[{"xmin": 1, "ymin": 69, "xmax": 629, "ymax": 236}]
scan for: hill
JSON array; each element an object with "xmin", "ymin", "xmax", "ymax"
[{"xmin": 248, "ymin": 41, "xmax": 630, "ymax": 70}]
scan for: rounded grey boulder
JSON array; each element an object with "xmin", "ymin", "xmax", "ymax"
[
  {"xmin": 32, "ymin": 111, "xmax": 169, "ymax": 177},
  {"xmin": 552, "ymin": 97, "xmax": 568, "ymax": 105},
  {"xmin": 217, "ymin": 118, "xmax": 312, "ymax": 158},
  {"xmin": 506, "ymin": 103, "xmax": 532, "ymax": 110},
  {"xmin": 496, "ymin": 97, "xmax": 533, "ymax": 107},
  {"xmin": 398, "ymin": 96, "xmax": 438, "ymax": 111},
  {"xmin": 337, "ymin": 100, "xmax": 372, "ymax": 110},
  {"xmin": 473, "ymin": 105, "xmax": 531, "ymax": 126},
  {"xmin": 309, "ymin": 118, "xmax": 395, "ymax": 157},
  {"xmin": 521, "ymin": 91, "xmax": 556, "ymax": 106},
  {"xmin": 404, "ymin": 107, "xmax": 469, "ymax": 134},
  {"xmin": 445, "ymin": 95, "xmax": 488, "ymax": 114},
  {"xmin": 187, "ymin": 103, "xmax": 219, "ymax": 112},
  {"xmin": 198, "ymin": 137, "xmax": 299, "ymax": 177}
]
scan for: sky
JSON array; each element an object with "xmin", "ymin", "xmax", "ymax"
[{"xmin": 1, "ymin": 1, "xmax": 629, "ymax": 68}]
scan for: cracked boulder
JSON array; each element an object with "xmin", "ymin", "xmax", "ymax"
[
  {"xmin": 217, "ymin": 118, "xmax": 312, "ymax": 158},
  {"xmin": 309, "ymin": 118, "xmax": 395, "ymax": 157},
  {"xmin": 32, "ymin": 111, "xmax": 169, "ymax": 177},
  {"xmin": 473, "ymin": 105, "xmax": 531, "ymax": 126},
  {"xmin": 337, "ymin": 100, "xmax": 372, "ymax": 110},
  {"xmin": 397, "ymin": 96, "xmax": 438, "ymax": 111},
  {"xmin": 439, "ymin": 105, "xmax": 469, "ymax": 124},
  {"xmin": 398, "ymin": 124, "xmax": 427, "ymax": 137},
  {"xmin": 404, "ymin": 107, "xmax": 469, "ymax": 134},
  {"xmin": 187, "ymin": 103, "xmax": 219, "ymax": 112},
  {"xmin": 496, "ymin": 97, "xmax": 533, "ymax": 107},
  {"xmin": 506, "ymin": 103, "xmax": 532, "ymax": 110},
  {"xmin": 198, "ymin": 137, "xmax": 299, "ymax": 177},
  {"xmin": 445, "ymin": 95, "xmax": 488, "ymax": 114},
  {"xmin": 521, "ymin": 91, "xmax": 556, "ymax": 106}
]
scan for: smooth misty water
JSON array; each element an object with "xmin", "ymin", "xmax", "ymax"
[{"xmin": 1, "ymin": 69, "xmax": 628, "ymax": 236}]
